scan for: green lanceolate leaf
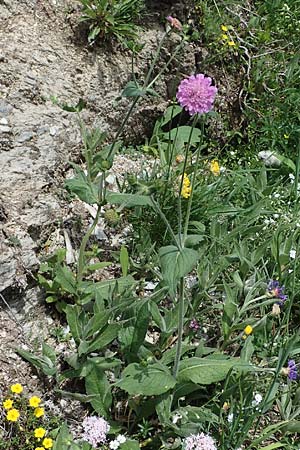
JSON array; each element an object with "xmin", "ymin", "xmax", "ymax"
[
  {"xmin": 79, "ymin": 323, "xmax": 121, "ymax": 356},
  {"xmin": 65, "ymin": 305, "xmax": 85, "ymax": 344},
  {"xmin": 178, "ymin": 356, "xmax": 252, "ymax": 385},
  {"xmin": 159, "ymin": 245, "xmax": 199, "ymax": 296},
  {"xmin": 117, "ymin": 362, "xmax": 176, "ymax": 396},
  {"xmin": 17, "ymin": 348, "xmax": 57, "ymax": 377},
  {"xmin": 54, "ymin": 265, "xmax": 77, "ymax": 295},
  {"xmin": 85, "ymin": 364, "xmax": 112, "ymax": 417},
  {"xmin": 121, "ymin": 80, "xmax": 145, "ymax": 98},
  {"xmin": 53, "ymin": 423, "xmax": 74, "ymax": 450},
  {"xmin": 65, "ymin": 169, "xmax": 99, "ymax": 204},
  {"xmin": 118, "ymin": 301, "xmax": 149, "ymax": 362},
  {"xmin": 119, "ymin": 440, "xmax": 140, "ymax": 450},
  {"xmin": 106, "ymin": 192, "xmax": 152, "ymax": 207},
  {"xmin": 120, "ymin": 245, "xmax": 129, "ymax": 277}
]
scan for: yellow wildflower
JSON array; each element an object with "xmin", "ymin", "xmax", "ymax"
[
  {"xmin": 34, "ymin": 428, "xmax": 46, "ymax": 439},
  {"xmin": 34, "ymin": 407, "xmax": 45, "ymax": 418},
  {"xmin": 210, "ymin": 160, "xmax": 220, "ymax": 176},
  {"xmin": 228, "ymin": 41, "xmax": 236, "ymax": 47},
  {"xmin": 181, "ymin": 174, "xmax": 192, "ymax": 198},
  {"xmin": 35, "ymin": 448, "xmax": 45, "ymax": 450},
  {"xmin": 3, "ymin": 399, "xmax": 13, "ymax": 410},
  {"xmin": 222, "ymin": 401, "xmax": 230, "ymax": 411},
  {"xmin": 29, "ymin": 396, "xmax": 42, "ymax": 408},
  {"xmin": 42, "ymin": 438, "xmax": 53, "ymax": 449},
  {"xmin": 221, "ymin": 34, "xmax": 229, "ymax": 40},
  {"xmin": 244, "ymin": 325, "xmax": 253, "ymax": 336},
  {"xmin": 10, "ymin": 383, "xmax": 23, "ymax": 394},
  {"xmin": 221, "ymin": 25, "xmax": 228, "ymax": 32},
  {"xmin": 175, "ymin": 154, "xmax": 184, "ymax": 164},
  {"xmin": 6, "ymin": 408, "xmax": 20, "ymax": 422}
]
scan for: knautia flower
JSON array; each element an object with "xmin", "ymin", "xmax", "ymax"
[
  {"xmin": 281, "ymin": 360, "xmax": 298, "ymax": 381},
  {"xmin": 177, "ymin": 74, "xmax": 217, "ymax": 116},
  {"xmin": 82, "ymin": 415, "xmax": 110, "ymax": 447},
  {"xmin": 267, "ymin": 280, "xmax": 287, "ymax": 305},
  {"xmin": 189, "ymin": 318, "xmax": 200, "ymax": 331},
  {"xmin": 183, "ymin": 432, "xmax": 217, "ymax": 450}
]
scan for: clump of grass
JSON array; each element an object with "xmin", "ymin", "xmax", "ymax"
[{"xmin": 78, "ymin": 0, "xmax": 145, "ymax": 45}]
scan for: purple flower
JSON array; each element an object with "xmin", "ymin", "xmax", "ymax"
[
  {"xmin": 189, "ymin": 318, "xmax": 200, "ymax": 331},
  {"xmin": 267, "ymin": 280, "xmax": 287, "ymax": 305},
  {"xmin": 176, "ymin": 74, "xmax": 217, "ymax": 116},
  {"xmin": 183, "ymin": 432, "xmax": 217, "ymax": 450},
  {"xmin": 166, "ymin": 15, "xmax": 182, "ymax": 31},
  {"xmin": 82, "ymin": 416, "xmax": 110, "ymax": 447},
  {"xmin": 288, "ymin": 360, "xmax": 298, "ymax": 380}
]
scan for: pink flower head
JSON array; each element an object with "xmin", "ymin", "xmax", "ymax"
[
  {"xmin": 82, "ymin": 416, "xmax": 110, "ymax": 447},
  {"xmin": 166, "ymin": 15, "xmax": 183, "ymax": 31},
  {"xmin": 177, "ymin": 74, "xmax": 217, "ymax": 116},
  {"xmin": 183, "ymin": 432, "xmax": 217, "ymax": 450}
]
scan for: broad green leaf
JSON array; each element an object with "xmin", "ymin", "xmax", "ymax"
[
  {"xmin": 120, "ymin": 245, "xmax": 129, "ymax": 277},
  {"xmin": 164, "ymin": 126, "xmax": 201, "ymax": 144},
  {"xmin": 121, "ymin": 80, "xmax": 145, "ymax": 98},
  {"xmin": 184, "ymin": 234, "xmax": 204, "ymax": 247},
  {"xmin": 117, "ymin": 363, "xmax": 176, "ymax": 396},
  {"xmin": 119, "ymin": 440, "xmax": 140, "ymax": 450},
  {"xmin": 106, "ymin": 192, "xmax": 152, "ymax": 207},
  {"xmin": 80, "ymin": 323, "xmax": 120, "ymax": 355},
  {"xmin": 155, "ymin": 394, "xmax": 172, "ymax": 425},
  {"xmin": 178, "ymin": 357, "xmax": 251, "ymax": 385},
  {"xmin": 65, "ymin": 171, "xmax": 98, "ymax": 204},
  {"xmin": 53, "ymin": 423, "xmax": 74, "ymax": 450},
  {"xmin": 65, "ymin": 305, "xmax": 84, "ymax": 343},
  {"xmin": 176, "ymin": 405, "xmax": 218, "ymax": 425},
  {"xmin": 54, "ymin": 265, "xmax": 77, "ymax": 295},
  {"xmin": 82, "ymin": 310, "xmax": 111, "ymax": 340},
  {"xmin": 85, "ymin": 262, "xmax": 112, "ymax": 272},
  {"xmin": 85, "ymin": 364, "xmax": 112, "ymax": 417},
  {"xmin": 17, "ymin": 348, "xmax": 56, "ymax": 377},
  {"xmin": 159, "ymin": 245, "xmax": 199, "ymax": 295},
  {"xmin": 42, "ymin": 342, "xmax": 56, "ymax": 365},
  {"xmin": 118, "ymin": 302, "xmax": 149, "ymax": 362},
  {"xmin": 160, "ymin": 105, "xmax": 182, "ymax": 127},
  {"xmin": 80, "ymin": 276, "xmax": 135, "ymax": 300}
]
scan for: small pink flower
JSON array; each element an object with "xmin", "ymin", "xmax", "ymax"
[
  {"xmin": 183, "ymin": 432, "xmax": 217, "ymax": 450},
  {"xmin": 82, "ymin": 416, "xmax": 110, "ymax": 447},
  {"xmin": 177, "ymin": 74, "xmax": 217, "ymax": 116},
  {"xmin": 166, "ymin": 15, "xmax": 183, "ymax": 31}
]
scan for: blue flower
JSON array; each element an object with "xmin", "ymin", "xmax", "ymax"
[{"xmin": 267, "ymin": 280, "xmax": 288, "ymax": 305}]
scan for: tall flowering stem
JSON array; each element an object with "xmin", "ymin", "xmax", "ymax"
[
  {"xmin": 177, "ymin": 114, "xmax": 198, "ymax": 244},
  {"xmin": 183, "ymin": 117, "xmax": 206, "ymax": 241},
  {"xmin": 172, "ymin": 74, "xmax": 217, "ymax": 378},
  {"xmin": 173, "ymin": 277, "xmax": 185, "ymax": 377}
]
